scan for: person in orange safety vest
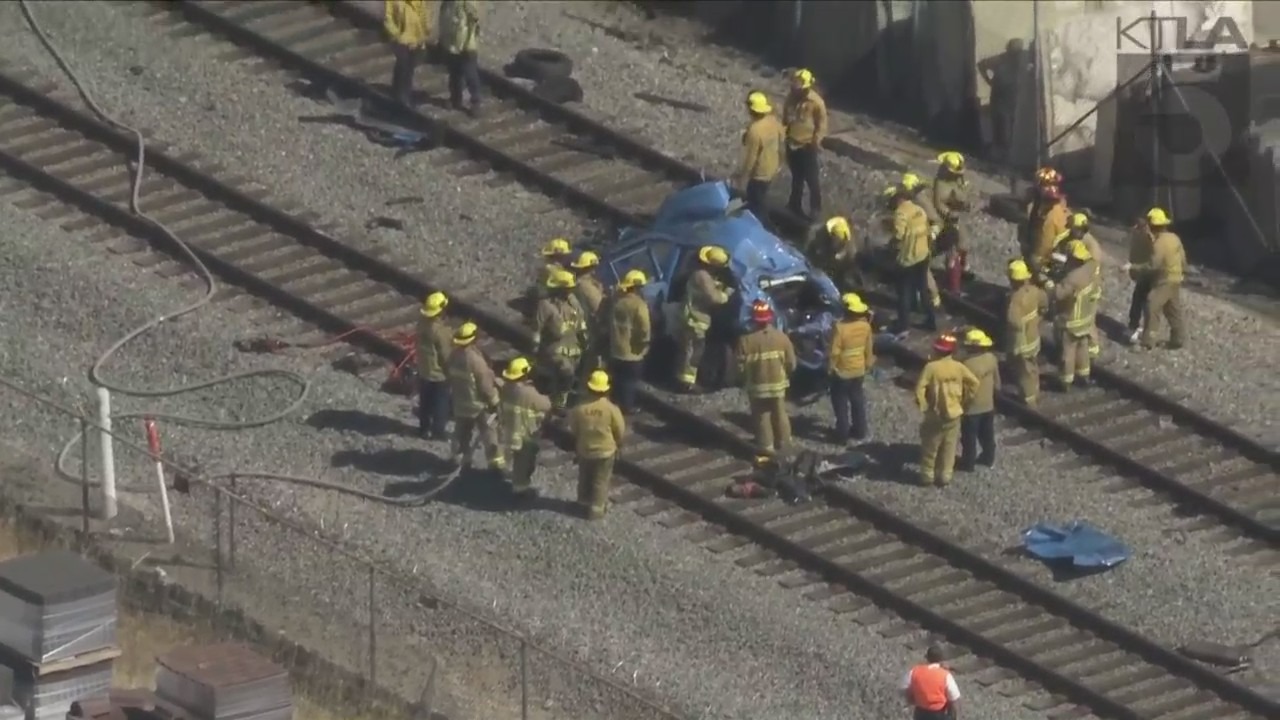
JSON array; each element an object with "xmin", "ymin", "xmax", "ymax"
[{"xmin": 901, "ymin": 645, "xmax": 962, "ymax": 720}]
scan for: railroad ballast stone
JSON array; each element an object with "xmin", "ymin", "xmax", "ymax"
[{"xmin": 0, "ymin": 0, "xmax": 1274, "ymax": 713}]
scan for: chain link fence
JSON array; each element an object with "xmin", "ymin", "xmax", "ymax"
[{"xmin": 0, "ymin": 375, "xmax": 686, "ymax": 720}]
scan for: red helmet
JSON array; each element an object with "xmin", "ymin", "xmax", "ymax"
[
  {"xmin": 932, "ymin": 333, "xmax": 958, "ymax": 354},
  {"xmin": 1041, "ymin": 184, "xmax": 1064, "ymax": 202},
  {"xmin": 1035, "ymin": 166, "xmax": 1062, "ymax": 187},
  {"xmin": 751, "ymin": 300, "xmax": 775, "ymax": 324}
]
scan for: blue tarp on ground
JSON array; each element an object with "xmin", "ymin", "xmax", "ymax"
[{"xmin": 1021, "ymin": 521, "xmax": 1132, "ymax": 570}]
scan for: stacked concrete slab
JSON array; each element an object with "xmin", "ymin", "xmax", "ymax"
[
  {"xmin": 154, "ymin": 645, "xmax": 292, "ymax": 720},
  {"xmin": 0, "ymin": 552, "xmax": 119, "ymax": 720}
]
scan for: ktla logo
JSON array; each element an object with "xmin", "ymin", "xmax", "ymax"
[{"xmin": 1115, "ymin": 14, "xmax": 1249, "ymax": 54}]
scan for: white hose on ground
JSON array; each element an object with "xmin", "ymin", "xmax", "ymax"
[{"xmin": 19, "ymin": 1, "xmax": 441, "ymax": 507}]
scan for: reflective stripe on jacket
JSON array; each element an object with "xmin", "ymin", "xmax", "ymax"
[
  {"xmin": 1054, "ymin": 262, "xmax": 1098, "ymax": 336},
  {"xmin": 915, "ymin": 356, "xmax": 979, "ymax": 421},
  {"xmin": 446, "ymin": 345, "xmax": 497, "ymax": 418},
  {"xmin": 1006, "ymin": 283, "xmax": 1047, "ymax": 357},
  {"xmin": 682, "ymin": 269, "xmax": 728, "ymax": 333},
  {"xmin": 533, "ymin": 296, "xmax": 585, "ymax": 358},
  {"xmin": 893, "ymin": 200, "xmax": 931, "ymax": 267},
  {"xmin": 499, "ymin": 382, "xmax": 551, "ymax": 451},
  {"xmin": 828, "ymin": 319, "xmax": 874, "ymax": 379},
  {"xmin": 736, "ymin": 326, "xmax": 797, "ymax": 399}
]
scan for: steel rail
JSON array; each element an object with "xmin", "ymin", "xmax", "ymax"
[
  {"xmin": 0, "ymin": 61, "xmax": 1275, "ymax": 720},
  {"xmin": 162, "ymin": 0, "xmax": 1279, "ymax": 547}
]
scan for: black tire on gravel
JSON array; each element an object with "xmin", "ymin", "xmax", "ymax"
[
  {"xmin": 511, "ymin": 48, "xmax": 574, "ymax": 82},
  {"xmin": 533, "ymin": 75, "xmax": 584, "ymax": 105}
]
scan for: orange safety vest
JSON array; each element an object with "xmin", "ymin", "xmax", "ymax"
[{"xmin": 908, "ymin": 664, "xmax": 951, "ymax": 711}]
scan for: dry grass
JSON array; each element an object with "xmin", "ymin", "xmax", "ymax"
[{"xmin": 0, "ymin": 521, "xmax": 373, "ymax": 720}]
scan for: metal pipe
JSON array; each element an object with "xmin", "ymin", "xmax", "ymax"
[
  {"xmin": 520, "ymin": 640, "xmax": 529, "ymax": 720},
  {"xmin": 1032, "ymin": 0, "xmax": 1042, "ymax": 170},
  {"xmin": 79, "ymin": 416, "xmax": 90, "ymax": 538},
  {"xmin": 95, "ymin": 387, "xmax": 116, "ymax": 519}
]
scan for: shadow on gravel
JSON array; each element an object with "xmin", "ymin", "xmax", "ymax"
[
  {"xmin": 330, "ymin": 448, "xmax": 453, "ymax": 478},
  {"xmin": 719, "ymin": 410, "xmax": 829, "ymax": 445},
  {"xmin": 393, "ymin": 468, "xmax": 582, "ymax": 518},
  {"xmin": 307, "ymin": 409, "xmax": 417, "ymax": 438},
  {"xmin": 857, "ymin": 441, "xmax": 921, "ymax": 485}
]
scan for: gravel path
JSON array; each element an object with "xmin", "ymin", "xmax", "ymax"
[{"xmin": 0, "ymin": 1, "xmax": 1273, "ymax": 711}]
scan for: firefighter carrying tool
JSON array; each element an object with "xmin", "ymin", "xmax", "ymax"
[
  {"xmin": 1005, "ymin": 259, "xmax": 1048, "ymax": 406},
  {"xmin": 498, "ymin": 356, "xmax": 552, "ymax": 497},
  {"xmin": 677, "ymin": 245, "xmax": 732, "ymax": 392},
  {"xmin": 532, "ymin": 268, "xmax": 587, "ymax": 410},
  {"xmin": 737, "ymin": 300, "xmax": 797, "ymax": 456}
]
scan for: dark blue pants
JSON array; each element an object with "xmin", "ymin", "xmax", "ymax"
[
  {"xmin": 895, "ymin": 261, "xmax": 936, "ymax": 333},
  {"xmin": 828, "ymin": 375, "xmax": 868, "ymax": 443},
  {"xmin": 447, "ymin": 50, "xmax": 482, "ymax": 107},
  {"xmin": 958, "ymin": 411, "xmax": 996, "ymax": 469},
  {"xmin": 608, "ymin": 358, "xmax": 643, "ymax": 414},
  {"xmin": 418, "ymin": 379, "xmax": 450, "ymax": 438}
]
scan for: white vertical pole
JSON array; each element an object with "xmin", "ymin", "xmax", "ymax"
[{"xmin": 96, "ymin": 387, "xmax": 117, "ymax": 520}]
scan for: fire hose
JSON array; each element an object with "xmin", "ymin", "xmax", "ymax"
[{"xmin": 19, "ymin": 1, "xmax": 439, "ymax": 508}]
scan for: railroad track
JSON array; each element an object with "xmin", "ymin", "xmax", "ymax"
[
  {"xmin": 144, "ymin": 0, "xmax": 1280, "ymax": 546},
  {"xmin": 2, "ymin": 47, "xmax": 1278, "ymax": 720}
]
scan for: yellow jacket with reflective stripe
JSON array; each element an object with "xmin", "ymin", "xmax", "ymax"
[
  {"xmin": 440, "ymin": 0, "xmax": 482, "ymax": 54},
  {"xmin": 1005, "ymin": 283, "xmax": 1047, "ymax": 357},
  {"xmin": 682, "ymin": 268, "xmax": 729, "ymax": 332},
  {"xmin": 446, "ymin": 345, "xmax": 497, "ymax": 419},
  {"xmin": 609, "ymin": 292, "xmax": 651, "ymax": 361},
  {"xmin": 828, "ymin": 319, "xmax": 874, "ymax": 379},
  {"xmin": 962, "ymin": 351, "xmax": 1001, "ymax": 415},
  {"xmin": 415, "ymin": 316, "xmax": 454, "ymax": 382},
  {"xmin": 1132, "ymin": 231, "xmax": 1185, "ymax": 285},
  {"xmin": 384, "ymin": 0, "xmax": 432, "ymax": 48},
  {"xmin": 532, "ymin": 295, "xmax": 585, "ymax": 358},
  {"xmin": 1052, "ymin": 261, "xmax": 1099, "ymax": 336},
  {"xmin": 783, "ymin": 89, "xmax": 828, "ymax": 148},
  {"xmin": 915, "ymin": 356, "xmax": 979, "ymax": 421},
  {"xmin": 931, "ymin": 177, "xmax": 970, "ymax": 223},
  {"xmin": 736, "ymin": 326, "xmax": 796, "ymax": 399},
  {"xmin": 499, "ymin": 381, "xmax": 551, "ymax": 451},
  {"xmin": 1034, "ymin": 202, "xmax": 1069, "ymax": 266},
  {"xmin": 893, "ymin": 200, "xmax": 931, "ymax": 267},
  {"xmin": 568, "ymin": 396, "xmax": 625, "ymax": 459}
]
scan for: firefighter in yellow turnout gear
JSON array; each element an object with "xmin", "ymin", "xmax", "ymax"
[
  {"xmin": 568, "ymin": 370, "xmax": 626, "ymax": 520},
  {"xmin": 1005, "ymin": 260, "xmax": 1048, "ymax": 406},
  {"xmin": 569, "ymin": 251, "xmax": 606, "ymax": 371},
  {"xmin": 1052, "ymin": 213, "xmax": 1105, "ymax": 357},
  {"xmin": 532, "ymin": 268, "xmax": 587, "ymax": 410},
  {"xmin": 886, "ymin": 183, "xmax": 937, "ymax": 333},
  {"xmin": 497, "ymin": 357, "xmax": 552, "ymax": 497},
  {"xmin": 804, "ymin": 216, "xmax": 865, "ymax": 289},
  {"xmin": 900, "ymin": 172, "xmax": 943, "ymax": 310},
  {"xmin": 530, "ymin": 237, "xmax": 572, "ymax": 303},
  {"xmin": 446, "ymin": 322, "xmax": 502, "ymax": 470},
  {"xmin": 737, "ymin": 300, "xmax": 797, "ymax": 456},
  {"xmin": 677, "ymin": 245, "xmax": 732, "ymax": 392},
  {"xmin": 1124, "ymin": 208, "xmax": 1186, "ymax": 350},
  {"xmin": 607, "ymin": 270, "xmax": 651, "ymax": 415},
  {"xmin": 914, "ymin": 334, "xmax": 978, "ymax": 487},
  {"xmin": 415, "ymin": 291, "xmax": 453, "ymax": 439},
  {"xmin": 1045, "ymin": 240, "xmax": 1099, "ymax": 389}
]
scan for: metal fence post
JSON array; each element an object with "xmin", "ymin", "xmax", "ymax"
[
  {"xmin": 228, "ymin": 475, "xmax": 237, "ymax": 570},
  {"xmin": 78, "ymin": 416, "xmax": 90, "ymax": 539},
  {"xmin": 520, "ymin": 639, "xmax": 528, "ymax": 720},
  {"xmin": 368, "ymin": 565, "xmax": 377, "ymax": 693},
  {"xmin": 213, "ymin": 490, "xmax": 223, "ymax": 605}
]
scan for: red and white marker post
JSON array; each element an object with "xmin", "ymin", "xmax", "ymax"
[{"xmin": 144, "ymin": 417, "xmax": 176, "ymax": 544}]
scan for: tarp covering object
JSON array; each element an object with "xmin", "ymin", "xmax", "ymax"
[{"xmin": 1021, "ymin": 521, "xmax": 1132, "ymax": 570}]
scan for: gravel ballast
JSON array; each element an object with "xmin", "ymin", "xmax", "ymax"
[{"xmin": 0, "ymin": 0, "xmax": 1274, "ymax": 710}]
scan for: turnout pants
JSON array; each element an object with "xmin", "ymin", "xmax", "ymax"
[
  {"xmin": 676, "ymin": 326, "xmax": 706, "ymax": 387},
  {"xmin": 1010, "ymin": 353, "xmax": 1040, "ymax": 405},
  {"xmin": 446, "ymin": 50, "xmax": 482, "ymax": 107},
  {"xmin": 959, "ymin": 411, "xmax": 996, "ymax": 469},
  {"xmin": 786, "ymin": 145, "xmax": 822, "ymax": 217},
  {"xmin": 750, "ymin": 395, "xmax": 792, "ymax": 456},
  {"xmin": 608, "ymin": 358, "xmax": 644, "ymax": 414},
  {"xmin": 1059, "ymin": 329, "xmax": 1092, "ymax": 383},
  {"xmin": 505, "ymin": 441, "xmax": 540, "ymax": 493},
  {"xmin": 896, "ymin": 261, "xmax": 937, "ymax": 332},
  {"xmin": 919, "ymin": 415, "xmax": 961, "ymax": 485},
  {"xmin": 417, "ymin": 379, "xmax": 450, "ymax": 438},
  {"xmin": 390, "ymin": 45, "xmax": 421, "ymax": 104},
  {"xmin": 577, "ymin": 455, "xmax": 615, "ymax": 519},
  {"xmin": 540, "ymin": 355, "xmax": 579, "ymax": 409},
  {"xmin": 1142, "ymin": 282, "xmax": 1184, "ymax": 348},
  {"xmin": 828, "ymin": 375, "xmax": 868, "ymax": 443},
  {"xmin": 451, "ymin": 413, "xmax": 502, "ymax": 469}
]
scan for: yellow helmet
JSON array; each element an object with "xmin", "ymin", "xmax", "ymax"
[
  {"xmin": 698, "ymin": 245, "xmax": 729, "ymax": 266},
  {"xmin": 619, "ymin": 269, "xmax": 648, "ymax": 290},
  {"xmin": 586, "ymin": 369, "xmax": 611, "ymax": 393},
  {"xmin": 882, "ymin": 183, "xmax": 902, "ymax": 199},
  {"xmin": 746, "ymin": 91, "xmax": 772, "ymax": 114},
  {"xmin": 964, "ymin": 328, "xmax": 994, "ymax": 348},
  {"xmin": 1008, "ymin": 259, "xmax": 1032, "ymax": 282},
  {"xmin": 900, "ymin": 172, "xmax": 925, "ymax": 192},
  {"xmin": 453, "ymin": 321, "xmax": 478, "ymax": 345},
  {"xmin": 937, "ymin": 151, "xmax": 965, "ymax": 173},
  {"xmin": 792, "ymin": 68, "xmax": 815, "ymax": 89},
  {"xmin": 541, "ymin": 237, "xmax": 571, "ymax": 257},
  {"xmin": 546, "ymin": 268, "xmax": 577, "ymax": 289},
  {"xmin": 1068, "ymin": 212, "xmax": 1090, "ymax": 230},
  {"xmin": 502, "ymin": 356, "xmax": 533, "ymax": 381},
  {"xmin": 570, "ymin": 251, "xmax": 600, "ymax": 270},
  {"xmin": 421, "ymin": 291, "xmax": 448, "ymax": 318},
  {"xmin": 1068, "ymin": 239, "xmax": 1093, "ymax": 262},
  {"xmin": 841, "ymin": 292, "xmax": 869, "ymax": 314},
  {"xmin": 1146, "ymin": 207, "xmax": 1171, "ymax": 226},
  {"xmin": 825, "ymin": 216, "xmax": 851, "ymax": 242}
]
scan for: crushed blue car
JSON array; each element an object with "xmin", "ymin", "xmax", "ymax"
[{"xmin": 591, "ymin": 181, "xmax": 842, "ymax": 379}]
